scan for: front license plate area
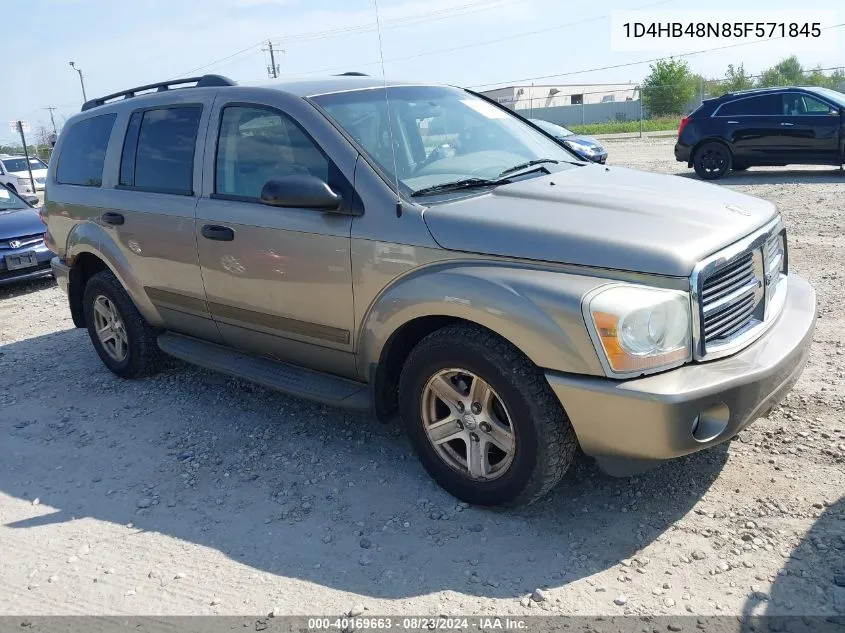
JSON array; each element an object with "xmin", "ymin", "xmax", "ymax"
[{"xmin": 5, "ymin": 251, "xmax": 38, "ymax": 271}]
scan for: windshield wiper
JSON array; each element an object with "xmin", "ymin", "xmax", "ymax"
[
  {"xmin": 411, "ymin": 178, "xmax": 507, "ymax": 197},
  {"xmin": 497, "ymin": 158, "xmax": 559, "ymax": 179}
]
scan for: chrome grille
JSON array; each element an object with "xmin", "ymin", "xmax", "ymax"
[
  {"xmin": 692, "ymin": 218, "xmax": 788, "ymax": 361},
  {"xmin": 0, "ymin": 234, "xmax": 44, "ymax": 250},
  {"xmin": 701, "ymin": 251, "xmax": 763, "ymax": 345}
]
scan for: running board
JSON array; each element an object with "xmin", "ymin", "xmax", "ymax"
[{"xmin": 157, "ymin": 333, "xmax": 371, "ymax": 411}]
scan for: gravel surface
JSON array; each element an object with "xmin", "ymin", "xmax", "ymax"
[{"xmin": 0, "ymin": 138, "xmax": 843, "ymax": 617}]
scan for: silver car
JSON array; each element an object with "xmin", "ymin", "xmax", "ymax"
[{"xmin": 44, "ymin": 74, "xmax": 815, "ymax": 506}]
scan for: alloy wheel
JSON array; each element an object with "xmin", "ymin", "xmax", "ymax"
[
  {"xmin": 92, "ymin": 295, "xmax": 128, "ymax": 362},
  {"xmin": 420, "ymin": 368, "xmax": 516, "ymax": 481}
]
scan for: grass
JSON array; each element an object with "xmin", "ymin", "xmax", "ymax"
[{"xmin": 566, "ymin": 116, "xmax": 680, "ymax": 136}]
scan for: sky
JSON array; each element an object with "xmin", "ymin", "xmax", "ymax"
[{"xmin": 2, "ymin": 0, "xmax": 842, "ymax": 145}]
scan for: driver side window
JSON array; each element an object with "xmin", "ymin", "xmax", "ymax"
[{"xmin": 215, "ymin": 105, "xmax": 329, "ymax": 199}]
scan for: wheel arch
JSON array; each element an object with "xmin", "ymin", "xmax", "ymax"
[
  {"xmin": 358, "ymin": 263, "xmax": 608, "ymax": 422},
  {"xmin": 64, "ymin": 221, "xmax": 164, "ymax": 328},
  {"xmin": 689, "ymin": 137, "xmax": 734, "ymax": 167}
]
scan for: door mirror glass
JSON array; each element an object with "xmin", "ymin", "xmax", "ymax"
[{"xmin": 260, "ymin": 174, "xmax": 342, "ymax": 210}]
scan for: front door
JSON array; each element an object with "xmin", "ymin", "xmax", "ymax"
[
  {"xmin": 777, "ymin": 92, "xmax": 841, "ymax": 164},
  {"xmin": 195, "ymin": 101, "xmax": 356, "ymax": 377}
]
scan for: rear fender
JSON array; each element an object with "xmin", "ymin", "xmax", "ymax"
[
  {"xmin": 358, "ymin": 263, "xmax": 608, "ymax": 378},
  {"xmin": 65, "ymin": 221, "xmax": 164, "ymax": 327}
]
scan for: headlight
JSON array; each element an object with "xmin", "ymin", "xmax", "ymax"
[
  {"xmin": 564, "ymin": 140, "xmax": 598, "ymax": 155},
  {"xmin": 583, "ymin": 284, "xmax": 692, "ymax": 377}
]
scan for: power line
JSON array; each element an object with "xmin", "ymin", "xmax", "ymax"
[
  {"xmin": 269, "ymin": 0, "xmax": 676, "ymax": 80},
  {"xmin": 272, "ymin": 0, "xmax": 531, "ymax": 43},
  {"xmin": 174, "ymin": 0, "xmax": 530, "ymax": 78},
  {"xmin": 180, "ymin": 41, "xmax": 266, "ymax": 76},
  {"xmin": 471, "ymin": 22, "xmax": 845, "ymax": 89}
]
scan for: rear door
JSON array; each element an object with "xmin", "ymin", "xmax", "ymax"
[
  {"xmin": 104, "ymin": 97, "xmax": 222, "ymax": 342},
  {"xmin": 713, "ymin": 94, "xmax": 783, "ymax": 164},
  {"xmin": 777, "ymin": 92, "xmax": 841, "ymax": 164}
]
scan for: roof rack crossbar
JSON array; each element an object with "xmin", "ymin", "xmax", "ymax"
[{"xmin": 82, "ymin": 74, "xmax": 236, "ymax": 111}]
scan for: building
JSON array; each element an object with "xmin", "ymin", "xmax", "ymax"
[{"xmin": 479, "ymin": 83, "xmax": 639, "ymax": 111}]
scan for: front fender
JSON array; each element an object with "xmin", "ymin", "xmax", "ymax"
[
  {"xmin": 66, "ymin": 221, "xmax": 165, "ymax": 328},
  {"xmin": 358, "ymin": 262, "xmax": 608, "ymax": 377}
]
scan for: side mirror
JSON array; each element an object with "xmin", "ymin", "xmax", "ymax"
[{"xmin": 260, "ymin": 175, "xmax": 342, "ymax": 211}]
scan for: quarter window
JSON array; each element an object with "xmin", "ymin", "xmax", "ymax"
[
  {"xmin": 215, "ymin": 105, "xmax": 329, "ymax": 199},
  {"xmin": 119, "ymin": 106, "xmax": 202, "ymax": 195},
  {"xmin": 56, "ymin": 113, "xmax": 117, "ymax": 187},
  {"xmin": 717, "ymin": 94, "xmax": 781, "ymax": 117}
]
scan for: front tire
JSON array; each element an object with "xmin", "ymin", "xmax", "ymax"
[
  {"xmin": 82, "ymin": 269, "xmax": 162, "ymax": 378},
  {"xmin": 399, "ymin": 324, "xmax": 577, "ymax": 507},
  {"xmin": 693, "ymin": 142, "xmax": 732, "ymax": 180}
]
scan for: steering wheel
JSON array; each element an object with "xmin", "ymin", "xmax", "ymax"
[{"xmin": 457, "ymin": 125, "xmax": 498, "ymax": 154}]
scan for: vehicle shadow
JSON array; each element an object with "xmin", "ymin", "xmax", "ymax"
[
  {"xmin": 0, "ymin": 275, "xmax": 56, "ymax": 300},
  {"xmin": 678, "ymin": 168, "xmax": 845, "ymax": 186},
  {"xmin": 0, "ymin": 329, "xmax": 730, "ymax": 600},
  {"xmin": 740, "ymin": 498, "xmax": 844, "ymax": 630}
]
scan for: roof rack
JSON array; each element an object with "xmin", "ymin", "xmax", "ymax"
[
  {"xmin": 82, "ymin": 74, "xmax": 236, "ymax": 111},
  {"xmin": 335, "ymin": 72, "xmax": 368, "ymax": 77}
]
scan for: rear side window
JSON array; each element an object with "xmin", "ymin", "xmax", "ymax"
[
  {"xmin": 56, "ymin": 113, "xmax": 116, "ymax": 187},
  {"xmin": 717, "ymin": 94, "xmax": 781, "ymax": 117},
  {"xmin": 119, "ymin": 106, "xmax": 202, "ymax": 195}
]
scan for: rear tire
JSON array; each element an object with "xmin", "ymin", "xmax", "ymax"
[
  {"xmin": 399, "ymin": 324, "xmax": 577, "ymax": 507},
  {"xmin": 82, "ymin": 269, "xmax": 163, "ymax": 378},
  {"xmin": 693, "ymin": 142, "xmax": 732, "ymax": 180}
]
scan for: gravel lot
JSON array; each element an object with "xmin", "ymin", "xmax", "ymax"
[{"xmin": 1, "ymin": 137, "xmax": 843, "ymax": 618}]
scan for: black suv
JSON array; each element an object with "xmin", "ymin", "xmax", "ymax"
[{"xmin": 675, "ymin": 86, "xmax": 845, "ymax": 179}]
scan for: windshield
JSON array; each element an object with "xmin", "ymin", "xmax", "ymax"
[
  {"xmin": 806, "ymin": 87, "xmax": 845, "ymax": 108},
  {"xmin": 531, "ymin": 119, "xmax": 573, "ymax": 137},
  {"xmin": 0, "ymin": 185, "xmax": 29, "ymax": 210},
  {"xmin": 312, "ymin": 85, "xmax": 578, "ymax": 195},
  {"xmin": 1, "ymin": 158, "xmax": 47, "ymax": 172}
]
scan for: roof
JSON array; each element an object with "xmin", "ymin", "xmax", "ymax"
[
  {"xmin": 721, "ymin": 85, "xmax": 825, "ymax": 98},
  {"xmin": 79, "ymin": 73, "xmax": 436, "ymax": 113},
  {"xmin": 257, "ymin": 76, "xmax": 431, "ymax": 97}
]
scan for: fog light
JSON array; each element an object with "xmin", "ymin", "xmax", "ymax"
[{"xmin": 692, "ymin": 403, "xmax": 730, "ymax": 442}]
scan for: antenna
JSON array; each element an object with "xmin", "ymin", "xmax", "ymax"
[{"xmin": 372, "ymin": 0, "xmax": 403, "ymax": 218}]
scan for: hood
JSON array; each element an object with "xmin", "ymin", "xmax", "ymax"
[
  {"xmin": 422, "ymin": 165, "xmax": 777, "ymax": 277},
  {"xmin": 565, "ymin": 134, "xmax": 603, "ymax": 149},
  {"xmin": 0, "ymin": 207, "xmax": 44, "ymax": 240}
]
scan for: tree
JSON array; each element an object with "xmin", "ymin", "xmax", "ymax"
[
  {"xmin": 757, "ymin": 55, "xmax": 804, "ymax": 88},
  {"xmin": 722, "ymin": 63, "xmax": 754, "ymax": 93},
  {"xmin": 641, "ymin": 58, "xmax": 697, "ymax": 116}
]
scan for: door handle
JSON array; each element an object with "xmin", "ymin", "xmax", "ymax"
[
  {"xmin": 726, "ymin": 120, "xmax": 739, "ymax": 124},
  {"xmin": 780, "ymin": 122, "xmax": 795, "ymax": 126},
  {"xmin": 101, "ymin": 212, "xmax": 124, "ymax": 226},
  {"xmin": 201, "ymin": 224, "xmax": 235, "ymax": 241}
]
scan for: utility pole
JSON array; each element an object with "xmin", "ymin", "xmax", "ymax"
[
  {"xmin": 263, "ymin": 41, "xmax": 283, "ymax": 79},
  {"xmin": 69, "ymin": 61, "xmax": 87, "ymax": 102},
  {"xmin": 13, "ymin": 121, "xmax": 37, "ymax": 193},
  {"xmin": 45, "ymin": 107, "xmax": 58, "ymax": 135}
]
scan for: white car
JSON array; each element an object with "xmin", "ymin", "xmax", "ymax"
[{"xmin": 0, "ymin": 154, "xmax": 49, "ymax": 193}]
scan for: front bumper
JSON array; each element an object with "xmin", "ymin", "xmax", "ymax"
[
  {"xmin": 51, "ymin": 256, "xmax": 71, "ymax": 293},
  {"xmin": 0, "ymin": 241, "xmax": 54, "ymax": 286},
  {"xmin": 546, "ymin": 274, "xmax": 816, "ymax": 475}
]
